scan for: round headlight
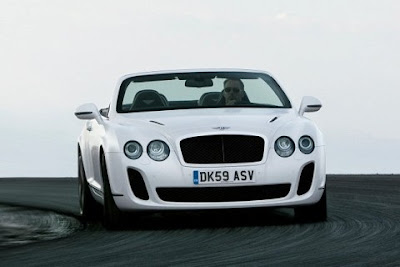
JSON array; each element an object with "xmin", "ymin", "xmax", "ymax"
[
  {"xmin": 124, "ymin": 141, "xmax": 143, "ymax": 159},
  {"xmin": 147, "ymin": 140, "xmax": 170, "ymax": 161},
  {"xmin": 274, "ymin": 136, "xmax": 295, "ymax": 157},
  {"xmin": 299, "ymin": 136, "xmax": 314, "ymax": 154}
]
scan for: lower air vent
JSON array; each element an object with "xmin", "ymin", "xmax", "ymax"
[
  {"xmin": 128, "ymin": 169, "xmax": 149, "ymax": 200},
  {"xmin": 156, "ymin": 184, "xmax": 290, "ymax": 202},
  {"xmin": 297, "ymin": 163, "xmax": 315, "ymax": 195}
]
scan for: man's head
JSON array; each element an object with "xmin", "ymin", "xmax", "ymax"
[{"xmin": 223, "ymin": 79, "xmax": 244, "ymax": 105}]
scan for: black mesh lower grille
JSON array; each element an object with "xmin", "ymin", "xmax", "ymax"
[
  {"xmin": 297, "ymin": 163, "xmax": 315, "ymax": 195},
  {"xmin": 180, "ymin": 135, "xmax": 264, "ymax": 164},
  {"xmin": 156, "ymin": 184, "xmax": 290, "ymax": 202},
  {"xmin": 128, "ymin": 169, "xmax": 149, "ymax": 200}
]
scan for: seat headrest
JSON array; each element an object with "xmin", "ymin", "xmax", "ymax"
[
  {"xmin": 198, "ymin": 92, "xmax": 222, "ymax": 106},
  {"xmin": 131, "ymin": 90, "xmax": 167, "ymax": 110}
]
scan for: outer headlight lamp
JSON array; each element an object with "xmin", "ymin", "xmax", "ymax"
[
  {"xmin": 299, "ymin": 136, "xmax": 315, "ymax": 154},
  {"xmin": 124, "ymin": 141, "xmax": 143, "ymax": 159}
]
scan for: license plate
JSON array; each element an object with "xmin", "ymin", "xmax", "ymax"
[{"xmin": 193, "ymin": 170, "xmax": 256, "ymax": 185}]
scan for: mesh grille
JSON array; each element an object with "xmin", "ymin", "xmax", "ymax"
[
  {"xmin": 180, "ymin": 135, "xmax": 264, "ymax": 164},
  {"xmin": 157, "ymin": 184, "xmax": 290, "ymax": 202}
]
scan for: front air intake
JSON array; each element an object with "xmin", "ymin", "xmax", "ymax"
[
  {"xmin": 128, "ymin": 169, "xmax": 149, "ymax": 200},
  {"xmin": 156, "ymin": 184, "xmax": 290, "ymax": 202}
]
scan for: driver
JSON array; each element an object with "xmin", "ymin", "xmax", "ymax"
[{"xmin": 221, "ymin": 79, "xmax": 246, "ymax": 105}]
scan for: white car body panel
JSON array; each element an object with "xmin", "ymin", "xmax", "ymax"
[{"xmin": 76, "ymin": 69, "xmax": 326, "ymax": 212}]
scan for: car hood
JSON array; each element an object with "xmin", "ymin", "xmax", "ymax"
[{"xmin": 114, "ymin": 108, "xmax": 297, "ymax": 142}]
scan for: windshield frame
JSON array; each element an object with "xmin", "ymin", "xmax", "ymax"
[{"xmin": 116, "ymin": 71, "xmax": 292, "ymax": 113}]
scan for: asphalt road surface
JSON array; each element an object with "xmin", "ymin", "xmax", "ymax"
[{"xmin": 0, "ymin": 175, "xmax": 399, "ymax": 266}]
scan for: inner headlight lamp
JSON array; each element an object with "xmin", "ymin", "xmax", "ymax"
[
  {"xmin": 274, "ymin": 136, "xmax": 295, "ymax": 157},
  {"xmin": 147, "ymin": 140, "xmax": 170, "ymax": 161}
]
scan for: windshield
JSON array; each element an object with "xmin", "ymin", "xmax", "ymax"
[{"xmin": 116, "ymin": 71, "xmax": 291, "ymax": 113}]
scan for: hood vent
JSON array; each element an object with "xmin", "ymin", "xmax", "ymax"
[
  {"xmin": 149, "ymin": 120, "xmax": 165, "ymax": 126},
  {"xmin": 269, "ymin": 116, "xmax": 278, "ymax": 123}
]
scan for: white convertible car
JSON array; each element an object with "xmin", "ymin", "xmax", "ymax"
[{"xmin": 75, "ymin": 69, "xmax": 326, "ymax": 228}]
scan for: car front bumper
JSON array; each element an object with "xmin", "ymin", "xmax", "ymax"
[{"xmin": 104, "ymin": 146, "xmax": 326, "ymax": 211}]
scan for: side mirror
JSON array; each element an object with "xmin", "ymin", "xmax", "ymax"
[
  {"xmin": 299, "ymin": 96, "xmax": 322, "ymax": 116},
  {"xmin": 99, "ymin": 107, "xmax": 109, "ymax": 118},
  {"xmin": 75, "ymin": 103, "xmax": 103, "ymax": 124}
]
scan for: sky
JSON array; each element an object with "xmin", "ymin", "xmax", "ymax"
[{"xmin": 1, "ymin": 0, "xmax": 399, "ymax": 177}]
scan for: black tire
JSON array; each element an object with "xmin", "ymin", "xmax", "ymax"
[
  {"xmin": 78, "ymin": 154, "xmax": 101, "ymax": 220},
  {"xmin": 295, "ymin": 189, "xmax": 327, "ymax": 223},
  {"xmin": 101, "ymin": 152, "xmax": 122, "ymax": 229}
]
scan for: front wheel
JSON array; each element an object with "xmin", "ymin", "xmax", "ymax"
[
  {"xmin": 295, "ymin": 189, "xmax": 327, "ymax": 223},
  {"xmin": 78, "ymin": 155, "xmax": 101, "ymax": 220},
  {"xmin": 101, "ymin": 152, "xmax": 122, "ymax": 229}
]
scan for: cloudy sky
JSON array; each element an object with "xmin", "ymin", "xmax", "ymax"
[{"xmin": 1, "ymin": 0, "xmax": 399, "ymax": 177}]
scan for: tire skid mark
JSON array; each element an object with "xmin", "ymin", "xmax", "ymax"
[{"xmin": 0, "ymin": 205, "xmax": 81, "ymax": 247}]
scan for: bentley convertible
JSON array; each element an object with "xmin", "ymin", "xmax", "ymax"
[{"xmin": 75, "ymin": 69, "xmax": 326, "ymax": 228}]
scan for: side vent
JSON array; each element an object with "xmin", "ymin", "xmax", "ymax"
[
  {"xmin": 297, "ymin": 163, "xmax": 315, "ymax": 195},
  {"xmin": 128, "ymin": 169, "xmax": 149, "ymax": 200}
]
